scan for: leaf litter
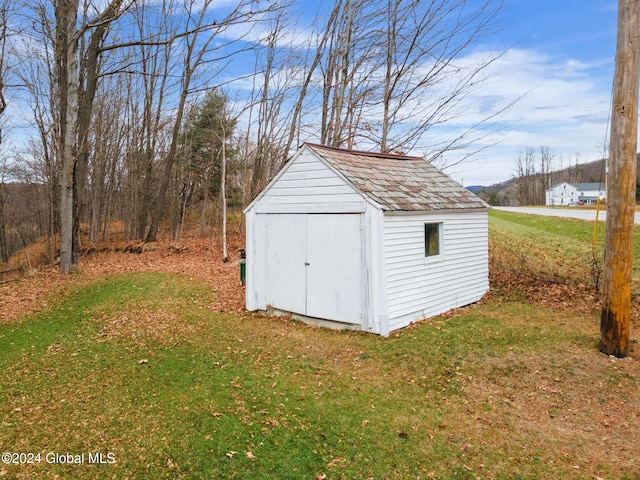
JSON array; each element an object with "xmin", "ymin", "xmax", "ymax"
[{"xmin": 0, "ymin": 235, "xmax": 246, "ymax": 324}]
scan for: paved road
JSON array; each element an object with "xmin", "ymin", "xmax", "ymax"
[{"xmin": 492, "ymin": 206, "xmax": 640, "ymax": 224}]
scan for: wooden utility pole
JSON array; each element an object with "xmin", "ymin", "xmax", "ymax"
[{"xmin": 600, "ymin": 0, "xmax": 640, "ymax": 357}]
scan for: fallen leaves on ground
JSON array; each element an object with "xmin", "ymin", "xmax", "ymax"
[{"xmin": 0, "ymin": 235, "xmax": 246, "ymax": 324}]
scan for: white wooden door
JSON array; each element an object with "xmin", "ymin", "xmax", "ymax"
[
  {"xmin": 262, "ymin": 214, "xmax": 307, "ymax": 315},
  {"xmin": 305, "ymin": 214, "xmax": 363, "ymax": 323}
]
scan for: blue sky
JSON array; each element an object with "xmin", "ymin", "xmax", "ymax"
[
  {"xmin": 253, "ymin": 0, "xmax": 620, "ymax": 186},
  {"xmin": 445, "ymin": 0, "xmax": 619, "ymax": 186}
]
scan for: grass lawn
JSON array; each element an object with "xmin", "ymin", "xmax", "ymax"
[{"xmin": 0, "ymin": 212, "xmax": 639, "ymax": 479}]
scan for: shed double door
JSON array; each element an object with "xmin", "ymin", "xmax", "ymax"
[{"xmin": 261, "ymin": 213, "xmax": 364, "ymax": 325}]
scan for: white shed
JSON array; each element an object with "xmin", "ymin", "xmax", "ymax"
[{"xmin": 244, "ymin": 143, "xmax": 489, "ymax": 336}]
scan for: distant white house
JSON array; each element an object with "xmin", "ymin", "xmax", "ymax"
[
  {"xmin": 545, "ymin": 182, "xmax": 607, "ymax": 206},
  {"xmin": 244, "ymin": 143, "xmax": 489, "ymax": 336}
]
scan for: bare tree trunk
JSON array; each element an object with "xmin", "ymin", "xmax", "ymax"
[
  {"xmin": 146, "ymin": 76, "xmax": 191, "ymax": 242},
  {"xmin": 102, "ymin": 139, "xmax": 119, "ymax": 241},
  {"xmin": 539, "ymin": 146, "xmax": 553, "ymax": 205},
  {"xmin": 146, "ymin": 0, "xmax": 220, "ymax": 242},
  {"xmin": 175, "ymin": 169, "xmax": 192, "ymax": 242},
  {"xmin": 0, "ymin": 181, "xmax": 7, "ymax": 263},
  {"xmin": 56, "ymin": 0, "xmax": 81, "ymax": 274},
  {"xmin": 380, "ymin": 0, "xmax": 396, "ymax": 152},
  {"xmin": 0, "ymin": 1, "xmax": 7, "ymax": 263},
  {"xmin": 514, "ymin": 148, "xmax": 537, "ymax": 206},
  {"xmin": 320, "ymin": 0, "xmax": 373, "ymax": 148},
  {"xmin": 15, "ymin": 32, "xmax": 58, "ymax": 262},
  {"xmin": 199, "ymin": 170, "xmax": 210, "ymax": 237},
  {"xmin": 249, "ymin": 28, "xmax": 276, "ymax": 200},
  {"xmin": 56, "ymin": 0, "xmax": 126, "ymax": 273},
  {"xmin": 132, "ymin": 5, "xmax": 175, "ymax": 240},
  {"xmin": 0, "ymin": 3, "xmax": 6, "ymax": 128},
  {"xmin": 88, "ymin": 86, "xmax": 125, "ymax": 244},
  {"xmin": 75, "ymin": 12, "xmax": 114, "ymax": 255},
  {"xmin": 600, "ymin": 0, "xmax": 640, "ymax": 358},
  {"xmin": 221, "ymin": 135, "xmax": 228, "ymax": 262},
  {"xmin": 247, "ymin": 11, "xmax": 295, "ymax": 200}
]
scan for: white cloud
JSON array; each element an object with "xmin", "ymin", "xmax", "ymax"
[{"xmin": 420, "ymin": 47, "xmax": 615, "ymax": 185}]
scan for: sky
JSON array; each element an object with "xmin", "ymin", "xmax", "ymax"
[
  {"xmin": 238, "ymin": 0, "xmax": 620, "ymax": 187},
  {"xmin": 439, "ymin": 0, "xmax": 619, "ymax": 186}
]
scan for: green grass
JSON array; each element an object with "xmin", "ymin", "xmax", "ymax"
[
  {"xmin": 1, "ymin": 216, "xmax": 639, "ymax": 479},
  {"xmin": 489, "ymin": 209, "xmax": 640, "ymax": 289},
  {"xmin": 489, "ymin": 209, "xmax": 607, "ymax": 243}
]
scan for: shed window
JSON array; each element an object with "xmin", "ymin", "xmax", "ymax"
[{"xmin": 424, "ymin": 223, "xmax": 441, "ymax": 257}]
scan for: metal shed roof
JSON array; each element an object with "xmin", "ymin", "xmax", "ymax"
[{"xmin": 306, "ymin": 143, "xmax": 489, "ymax": 212}]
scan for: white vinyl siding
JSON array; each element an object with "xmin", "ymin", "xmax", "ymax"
[
  {"xmin": 383, "ymin": 212, "xmax": 488, "ymax": 331},
  {"xmin": 256, "ymin": 151, "xmax": 365, "ymax": 213}
]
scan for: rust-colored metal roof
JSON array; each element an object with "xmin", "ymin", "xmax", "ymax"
[{"xmin": 305, "ymin": 143, "xmax": 489, "ymax": 212}]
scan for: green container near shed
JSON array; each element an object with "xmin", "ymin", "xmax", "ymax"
[{"xmin": 239, "ymin": 260, "xmax": 246, "ymax": 285}]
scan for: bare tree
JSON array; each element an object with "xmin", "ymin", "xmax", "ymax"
[
  {"xmin": 538, "ymin": 146, "xmax": 554, "ymax": 204},
  {"xmin": 122, "ymin": 0, "xmax": 181, "ymax": 240},
  {"xmin": 291, "ymin": 0, "xmax": 506, "ymax": 156},
  {"xmin": 0, "ymin": 163, "xmax": 7, "ymax": 264},
  {"xmin": 376, "ymin": 0, "xmax": 504, "ymax": 154},
  {"xmin": 2, "ymin": 0, "xmax": 509, "ymax": 271},
  {"xmin": 73, "ymin": 0, "xmax": 129, "ymax": 262},
  {"xmin": 245, "ymin": 7, "xmax": 303, "ymax": 200},
  {"xmin": 144, "ymin": 0, "xmax": 220, "ymax": 243},
  {"xmin": 238, "ymin": 0, "xmax": 506, "ymax": 200},
  {"xmin": 14, "ymin": 26, "xmax": 60, "ymax": 261},
  {"xmin": 87, "ymin": 76, "xmax": 128, "ymax": 243},
  {"xmin": 219, "ymin": 123, "xmax": 229, "ymax": 262},
  {"xmin": 53, "ymin": 0, "xmax": 128, "ymax": 273},
  {"xmin": 0, "ymin": 1, "xmax": 6, "ymax": 129},
  {"xmin": 512, "ymin": 146, "xmax": 555, "ymax": 206},
  {"xmin": 514, "ymin": 148, "xmax": 536, "ymax": 206},
  {"xmin": 0, "ymin": 1, "xmax": 8, "ymax": 263},
  {"xmin": 146, "ymin": 0, "xmax": 273, "ymax": 242},
  {"xmin": 280, "ymin": 1, "xmax": 342, "ymax": 165},
  {"xmin": 319, "ymin": 0, "xmax": 378, "ymax": 148}
]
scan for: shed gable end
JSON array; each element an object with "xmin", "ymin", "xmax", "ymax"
[{"xmin": 255, "ymin": 150, "xmax": 366, "ymax": 213}]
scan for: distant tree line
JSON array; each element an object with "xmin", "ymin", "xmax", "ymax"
[
  {"xmin": 478, "ymin": 147, "xmax": 612, "ymax": 207},
  {"xmin": 513, "ymin": 147, "xmax": 555, "ymax": 206}
]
